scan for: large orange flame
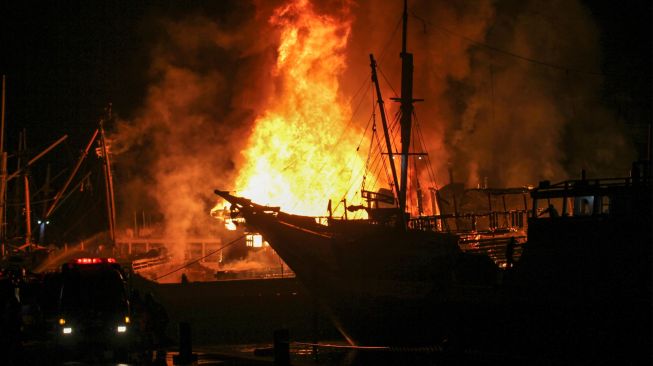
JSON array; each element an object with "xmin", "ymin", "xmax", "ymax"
[{"xmin": 235, "ymin": 0, "xmax": 366, "ymax": 216}]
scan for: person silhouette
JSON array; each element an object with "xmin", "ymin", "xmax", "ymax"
[{"xmin": 540, "ymin": 204, "xmax": 559, "ymax": 218}]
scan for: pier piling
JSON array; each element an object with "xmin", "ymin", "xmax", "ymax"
[
  {"xmin": 273, "ymin": 328, "xmax": 290, "ymax": 366},
  {"xmin": 173, "ymin": 322, "xmax": 197, "ymax": 365}
]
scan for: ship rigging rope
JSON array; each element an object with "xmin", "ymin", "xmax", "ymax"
[
  {"xmin": 372, "ymin": 131, "xmax": 392, "ymax": 191},
  {"xmin": 334, "ymin": 134, "xmax": 390, "ymax": 214},
  {"xmin": 390, "ymin": 112, "xmax": 401, "ymax": 140},
  {"xmin": 63, "ymin": 196, "xmax": 100, "ymax": 238},
  {"xmin": 410, "ymin": 157, "xmax": 417, "ymax": 212},
  {"xmin": 361, "ymin": 112, "xmax": 376, "ymax": 190},
  {"xmin": 296, "ymin": 80, "xmax": 389, "ymax": 216},
  {"xmin": 358, "ymin": 91, "xmax": 378, "ymax": 195},
  {"xmin": 361, "ymin": 89, "xmax": 393, "ymax": 198},
  {"xmin": 152, "ymin": 234, "xmax": 246, "ymax": 281},
  {"xmin": 333, "ymin": 162, "xmax": 366, "ymax": 217},
  {"xmin": 361, "ymin": 146, "xmax": 386, "ymax": 201},
  {"xmin": 334, "ymin": 112, "xmax": 393, "ymax": 215},
  {"xmin": 356, "ymin": 109, "xmax": 376, "ymax": 153},
  {"xmin": 409, "ymin": 11, "xmax": 608, "ymax": 77},
  {"xmin": 377, "ymin": 64, "xmax": 399, "ymax": 99},
  {"xmin": 412, "ymin": 111, "xmax": 439, "ymax": 189},
  {"xmin": 378, "ymin": 15, "xmax": 403, "ymax": 67},
  {"xmin": 62, "ymin": 172, "xmax": 105, "ymax": 238}
]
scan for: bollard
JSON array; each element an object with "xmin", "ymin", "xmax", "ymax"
[
  {"xmin": 172, "ymin": 322, "xmax": 197, "ymax": 365},
  {"xmin": 273, "ymin": 328, "xmax": 290, "ymax": 366}
]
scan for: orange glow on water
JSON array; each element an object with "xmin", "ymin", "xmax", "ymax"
[{"xmin": 235, "ymin": 0, "xmax": 367, "ymax": 216}]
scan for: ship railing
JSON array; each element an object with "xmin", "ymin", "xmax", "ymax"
[
  {"xmin": 530, "ymin": 171, "xmax": 651, "ymax": 219},
  {"xmin": 215, "ymin": 268, "xmax": 296, "ymax": 280},
  {"xmin": 408, "ymin": 209, "xmax": 530, "ymax": 233},
  {"xmin": 323, "ymin": 209, "xmax": 531, "ymax": 233},
  {"xmin": 532, "ymin": 160, "xmax": 651, "ymax": 200},
  {"xmin": 533, "ymin": 176, "xmax": 649, "ymax": 197}
]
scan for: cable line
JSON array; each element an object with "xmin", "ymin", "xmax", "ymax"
[
  {"xmin": 154, "ymin": 235, "xmax": 245, "ymax": 281},
  {"xmin": 409, "ymin": 11, "xmax": 608, "ymax": 77}
]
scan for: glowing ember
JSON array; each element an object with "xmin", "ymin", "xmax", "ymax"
[{"xmin": 234, "ymin": 0, "xmax": 366, "ymax": 216}]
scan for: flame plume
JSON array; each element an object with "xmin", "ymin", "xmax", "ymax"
[{"xmin": 235, "ymin": 0, "xmax": 365, "ymax": 216}]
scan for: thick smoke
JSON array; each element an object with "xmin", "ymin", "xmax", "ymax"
[
  {"xmin": 448, "ymin": 0, "xmax": 635, "ymax": 187},
  {"xmin": 346, "ymin": 0, "xmax": 634, "ymax": 189},
  {"xmin": 110, "ymin": 4, "xmax": 280, "ymax": 258},
  {"xmin": 111, "ymin": 0, "xmax": 635, "ymax": 248}
]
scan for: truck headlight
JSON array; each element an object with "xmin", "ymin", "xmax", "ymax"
[
  {"xmin": 117, "ymin": 325, "xmax": 127, "ymax": 333},
  {"xmin": 62, "ymin": 327, "xmax": 73, "ymax": 334}
]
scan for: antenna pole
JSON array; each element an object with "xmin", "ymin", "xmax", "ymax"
[
  {"xmin": 24, "ymin": 174, "xmax": 31, "ymax": 248},
  {"xmin": 99, "ymin": 106, "xmax": 116, "ymax": 247}
]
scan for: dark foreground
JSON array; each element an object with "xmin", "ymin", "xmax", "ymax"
[
  {"xmin": 3, "ymin": 270, "xmax": 650, "ymax": 365},
  {"xmin": 10, "ymin": 337, "xmax": 602, "ymax": 366}
]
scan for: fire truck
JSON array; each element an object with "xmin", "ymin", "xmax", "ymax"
[{"xmin": 55, "ymin": 257, "xmax": 131, "ymax": 361}]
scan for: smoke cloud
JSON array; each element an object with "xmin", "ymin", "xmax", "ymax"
[{"xmin": 110, "ymin": 4, "xmax": 280, "ymax": 258}]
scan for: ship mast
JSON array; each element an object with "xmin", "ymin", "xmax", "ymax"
[
  {"xmin": 369, "ymin": 55, "xmax": 401, "ymax": 204},
  {"xmin": 393, "ymin": 0, "xmax": 416, "ymax": 218}
]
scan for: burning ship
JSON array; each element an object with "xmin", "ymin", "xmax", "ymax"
[
  {"xmin": 216, "ymin": 0, "xmax": 514, "ymax": 347},
  {"xmin": 215, "ymin": 0, "xmax": 651, "ymax": 361}
]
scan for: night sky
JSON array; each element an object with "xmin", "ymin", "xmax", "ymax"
[
  {"xmin": 1, "ymin": 1, "xmax": 246, "ymax": 242},
  {"xmin": 588, "ymin": 1, "xmax": 652, "ymax": 161},
  {"xmin": 0, "ymin": 0, "xmax": 651, "ymax": 243},
  {"xmin": 1, "ymin": 1, "xmax": 650, "ymax": 149},
  {"xmin": 3, "ymin": 1, "xmax": 151, "ymax": 147}
]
